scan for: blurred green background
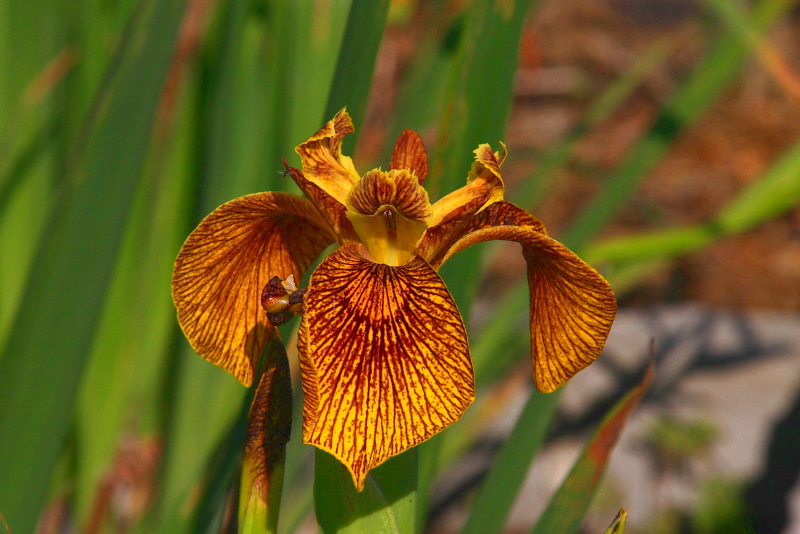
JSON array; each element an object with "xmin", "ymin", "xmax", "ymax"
[{"xmin": 1, "ymin": 0, "xmax": 800, "ymax": 532}]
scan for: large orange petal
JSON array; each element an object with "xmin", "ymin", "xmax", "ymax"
[
  {"xmin": 432, "ymin": 220, "xmax": 616, "ymax": 393},
  {"xmin": 295, "ymin": 108, "xmax": 361, "ymax": 206},
  {"xmin": 389, "ymin": 129, "xmax": 428, "ymax": 184},
  {"xmin": 172, "ymin": 192, "xmax": 334, "ymax": 386},
  {"xmin": 429, "ymin": 143, "xmax": 506, "ymax": 227},
  {"xmin": 298, "ymin": 244, "xmax": 474, "ymax": 490}
]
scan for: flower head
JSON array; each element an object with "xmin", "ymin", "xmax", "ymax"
[{"xmin": 172, "ymin": 109, "xmax": 616, "ymax": 490}]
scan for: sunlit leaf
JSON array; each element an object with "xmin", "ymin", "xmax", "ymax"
[
  {"xmin": 0, "ymin": 0, "xmax": 188, "ymax": 531},
  {"xmin": 531, "ymin": 361, "xmax": 654, "ymax": 534}
]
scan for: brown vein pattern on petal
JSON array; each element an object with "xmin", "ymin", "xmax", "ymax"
[
  {"xmin": 429, "ymin": 143, "xmax": 507, "ymax": 227},
  {"xmin": 389, "ymin": 129, "xmax": 428, "ymax": 184},
  {"xmin": 421, "ymin": 201, "xmax": 546, "ymax": 268},
  {"xmin": 172, "ymin": 192, "xmax": 334, "ymax": 386},
  {"xmin": 298, "ymin": 244, "xmax": 474, "ymax": 490},
  {"xmin": 432, "ymin": 225, "xmax": 616, "ymax": 393},
  {"xmin": 295, "ymin": 108, "xmax": 360, "ymax": 205}
]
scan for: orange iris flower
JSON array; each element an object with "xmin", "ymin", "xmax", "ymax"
[{"xmin": 172, "ymin": 109, "xmax": 617, "ymax": 490}]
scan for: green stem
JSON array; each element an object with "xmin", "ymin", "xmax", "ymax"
[{"xmin": 238, "ymin": 336, "xmax": 293, "ymax": 534}]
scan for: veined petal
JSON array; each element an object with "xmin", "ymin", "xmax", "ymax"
[
  {"xmin": 283, "ymin": 161, "xmax": 359, "ymax": 242},
  {"xmin": 298, "ymin": 244, "xmax": 474, "ymax": 490},
  {"xmin": 390, "ymin": 129, "xmax": 428, "ymax": 184},
  {"xmin": 420, "ymin": 201, "xmax": 546, "ymax": 266},
  {"xmin": 432, "ymin": 219, "xmax": 616, "ymax": 393},
  {"xmin": 172, "ymin": 192, "xmax": 334, "ymax": 386},
  {"xmin": 429, "ymin": 143, "xmax": 507, "ymax": 227},
  {"xmin": 295, "ymin": 108, "xmax": 361, "ymax": 205}
]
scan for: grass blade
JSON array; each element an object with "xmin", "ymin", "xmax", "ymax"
[
  {"xmin": 583, "ymin": 137, "xmax": 800, "ymax": 266},
  {"xmin": 0, "ymin": 0, "xmax": 188, "ymax": 531},
  {"xmin": 323, "ymin": 0, "xmax": 391, "ymax": 151},
  {"xmin": 315, "ymin": 449, "xmax": 415, "ymax": 534},
  {"xmin": 530, "ymin": 361, "xmax": 654, "ymax": 534},
  {"xmin": 563, "ymin": 0, "xmax": 796, "ymax": 252},
  {"xmin": 460, "ymin": 390, "xmax": 560, "ymax": 534}
]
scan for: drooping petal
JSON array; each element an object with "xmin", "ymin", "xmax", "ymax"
[
  {"xmin": 172, "ymin": 192, "xmax": 335, "ymax": 386},
  {"xmin": 431, "ymin": 215, "xmax": 616, "ymax": 393},
  {"xmin": 295, "ymin": 108, "xmax": 361, "ymax": 206},
  {"xmin": 298, "ymin": 244, "xmax": 474, "ymax": 490},
  {"xmin": 420, "ymin": 201, "xmax": 546, "ymax": 266},
  {"xmin": 390, "ymin": 129, "xmax": 428, "ymax": 184},
  {"xmin": 429, "ymin": 143, "xmax": 507, "ymax": 227}
]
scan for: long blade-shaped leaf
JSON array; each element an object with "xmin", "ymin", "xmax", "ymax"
[
  {"xmin": 531, "ymin": 361, "xmax": 654, "ymax": 534},
  {"xmin": 420, "ymin": 1, "xmax": 539, "ymax": 526},
  {"xmin": 582, "ymin": 136, "xmax": 800, "ymax": 266},
  {"xmin": 0, "ymin": 0, "xmax": 188, "ymax": 531},
  {"xmin": 155, "ymin": 0, "xmax": 263, "ymax": 522},
  {"xmin": 315, "ymin": 449, "xmax": 417, "ymax": 534},
  {"xmin": 460, "ymin": 390, "xmax": 561, "ymax": 534},
  {"xmin": 323, "ymin": 0, "xmax": 390, "ymax": 152},
  {"xmin": 563, "ymin": 0, "xmax": 796, "ymax": 251}
]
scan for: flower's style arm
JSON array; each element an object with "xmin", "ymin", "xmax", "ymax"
[{"xmin": 172, "ymin": 192, "xmax": 335, "ymax": 386}]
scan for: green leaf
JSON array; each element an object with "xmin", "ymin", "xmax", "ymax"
[
  {"xmin": 74, "ymin": 126, "xmax": 194, "ymax": 520},
  {"xmin": 422, "ymin": 0, "xmax": 539, "ymax": 512},
  {"xmin": 530, "ymin": 362, "xmax": 654, "ymax": 534},
  {"xmin": 281, "ymin": 0, "xmax": 353, "ymax": 169},
  {"xmin": 715, "ymin": 138, "xmax": 800, "ymax": 234},
  {"xmin": 0, "ymin": 0, "xmax": 188, "ymax": 531},
  {"xmin": 563, "ymin": 0, "xmax": 795, "ymax": 252},
  {"xmin": 323, "ymin": 0, "xmax": 391, "ymax": 151},
  {"xmin": 0, "ymin": 8, "xmax": 71, "ymax": 351},
  {"xmin": 603, "ymin": 509, "xmax": 629, "ymax": 534},
  {"xmin": 154, "ymin": 0, "xmax": 287, "ymax": 526},
  {"xmin": 460, "ymin": 389, "xmax": 561, "ymax": 534},
  {"xmin": 582, "ymin": 137, "xmax": 800, "ymax": 267},
  {"xmin": 314, "ymin": 449, "xmax": 417, "ymax": 534}
]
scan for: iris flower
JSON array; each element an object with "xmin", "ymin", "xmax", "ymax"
[{"xmin": 172, "ymin": 110, "xmax": 616, "ymax": 490}]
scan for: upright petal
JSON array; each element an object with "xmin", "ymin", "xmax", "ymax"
[
  {"xmin": 295, "ymin": 108, "xmax": 361, "ymax": 205},
  {"xmin": 429, "ymin": 143, "xmax": 507, "ymax": 227},
  {"xmin": 283, "ymin": 162, "xmax": 359, "ymax": 242},
  {"xmin": 390, "ymin": 129, "xmax": 428, "ymax": 184},
  {"xmin": 172, "ymin": 192, "xmax": 335, "ymax": 386},
  {"xmin": 298, "ymin": 244, "xmax": 474, "ymax": 490},
  {"xmin": 432, "ymin": 211, "xmax": 616, "ymax": 393}
]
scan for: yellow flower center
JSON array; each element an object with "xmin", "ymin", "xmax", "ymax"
[{"xmin": 345, "ymin": 169, "xmax": 431, "ymax": 266}]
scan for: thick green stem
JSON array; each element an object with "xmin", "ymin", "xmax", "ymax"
[{"xmin": 238, "ymin": 336, "xmax": 293, "ymax": 534}]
